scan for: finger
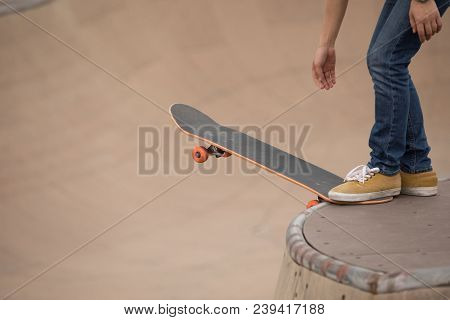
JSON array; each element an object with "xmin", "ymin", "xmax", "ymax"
[
  {"xmin": 315, "ymin": 65, "xmax": 329, "ymax": 89},
  {"xmin": 313, "ymin": 73, "xmax": 324, "ymax": 89},
  {"xmin": 313, "ymin": 67, "xmax": 325, "ymax": 89},
  {"xmin": 328, "ymin": 71, "xmax": 335, "ymax": 87},
  {"xmin": 314, "ymin": 78, "xmax": 324, "ymax": 89},
  {"xmin": 312, "ymin": 64, "xmax": 325, "ymax": 89},
  {"xmin": 409, "ymin": 13, "xmax": 416, "ymax": 33},
  {"xmin": 431, "ymin": 20, "xmax": 438, "ymax": 35},
  {"xmin": 424, "ymin": 22, "xmax": 433, "ymax": 40},
  {"xmin": 325, "ymin": 71, "xmax": 334, "ymax": 88},
  {"xmin": 330, "ymin": 70, "xmax": 336, "ymax": 84},
  {"xmin": 417, "ymin": 23, "xmax": 426, "ymax": 43},
  {"xmin": 436, "ymin": 16, "xmax": 443, "ymax": 33}
]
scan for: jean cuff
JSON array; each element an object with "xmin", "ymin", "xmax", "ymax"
[{"xmin": 399, "ymin": 166, "xmax": 433, "ymax": 174}]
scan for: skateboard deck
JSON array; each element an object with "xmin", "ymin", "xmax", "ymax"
[{"xmin": 170, "ymin": 104, "xmax": 393, "ymax": 205}]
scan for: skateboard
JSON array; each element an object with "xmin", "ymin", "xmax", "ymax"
[{"xmin": 170, "ymin": 104, "xmax": 393, "ymax": 207}]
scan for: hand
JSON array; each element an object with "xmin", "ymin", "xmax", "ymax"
[
  {"xmin": 409, "ymin": 0, "xmax": 443, "ymax": 43},
  {"xmin": 312, "ymin": 46, "xmax": 336, "ymax": 90}
]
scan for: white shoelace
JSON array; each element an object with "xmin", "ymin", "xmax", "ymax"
[{"xmin": 344, "ymin": 165, "xmax": 380, "ymax": 183}]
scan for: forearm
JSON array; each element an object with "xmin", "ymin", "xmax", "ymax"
[{"xmin": 319, "ymin": 0, "xmax": 349, "ymax": 47}]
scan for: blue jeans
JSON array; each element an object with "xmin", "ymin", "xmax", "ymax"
[{"xmin": 367, "ymin": 0, "xmax": 448, "ymax": 175}]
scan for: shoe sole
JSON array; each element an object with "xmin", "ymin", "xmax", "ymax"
[
  {"xmin": 328, "ymin": 188, "xmax": 401, "ymax": 202},
  {"xmin": 401, "ymin": 186, "xmax": 438, "ymax": 197}
]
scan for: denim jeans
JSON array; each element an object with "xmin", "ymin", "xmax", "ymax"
[{"xmin": 367, "ymin": 0, "xmax": 448, "ymax": 175}]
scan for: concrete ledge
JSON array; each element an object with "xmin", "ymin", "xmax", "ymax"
[
  {"xmin": 275, "ymin": 252, "xmax": 450, "ymax": 299},
  {"xmin": 276, "ymin": 179, "xmax": 450, "ymax": 298}
]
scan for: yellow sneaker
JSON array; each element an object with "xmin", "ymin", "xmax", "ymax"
[
  {"xmin": 400, "ymin": 170, "xmax": 438, "ymax": 196},
  {"xmin": 328, "ymin": 165, "xmax": 401, "ymax": 202}
]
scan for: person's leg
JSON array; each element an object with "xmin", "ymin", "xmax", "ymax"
[
  {"xmin": 397, "ymin": 1, "xmax": 448, "ymax": 196},
  {"xmin": 400, "ymin": 1, "xmax": 448, "ymax": 173},
  {"xmin": 366, "ymin": 0, "xmax": 423, "ymax": 175},
  {"xmin": 368, "ymin": 0, "xmax": 396, "ymax": 54},
  {"xmin": 328, "ymin": 0, "xmax": 448, "ymax": 201},
  {"xmin": 399, "ymin": 78, "xmax": 431, "ymax": 173},
  {"xmin": 328, "ymin": 1, "xmax": 404, "ymax": 202}
]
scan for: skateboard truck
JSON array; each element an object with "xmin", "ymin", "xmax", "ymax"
[{"xmin": 192, "ymin": 145, "xmax": 231, "ymax": 163}]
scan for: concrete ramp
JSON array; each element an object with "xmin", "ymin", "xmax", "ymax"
[
  {"xmin": 0, "ymin": 0, "xmax": 49, "ymax": 16},
  {"xmin": 276, "ymin": 179, "xmax": 450, "ymax": 299}
]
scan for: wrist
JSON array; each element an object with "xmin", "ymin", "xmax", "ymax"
[{"xmin": 319, "ymin": 37, "xmax": 335, "ymax": 48}]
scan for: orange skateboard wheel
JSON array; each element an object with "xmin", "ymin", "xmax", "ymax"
[
  {"xmin": 306, "ymin": 199, "xmax": 320, "ymax": 209},
  {"xmin": 222, "ymin": 151, "xmax": 231, "ymax": 158},
  {"xmin": 192, "ymin": 146, "xmax": 208, "ymax": 163}
]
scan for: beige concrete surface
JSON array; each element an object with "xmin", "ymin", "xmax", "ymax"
[{"xmin": 0, "ymin": 0, "xmax": 449, "ymax": 299}]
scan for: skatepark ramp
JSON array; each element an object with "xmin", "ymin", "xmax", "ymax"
[
  {"xmin": 0, "ymin": 0, "xmax": 49, "ymax": 16},
  {"xmin": 275, "ymin": 179, "xmax": 450, "ymax": 299}
]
